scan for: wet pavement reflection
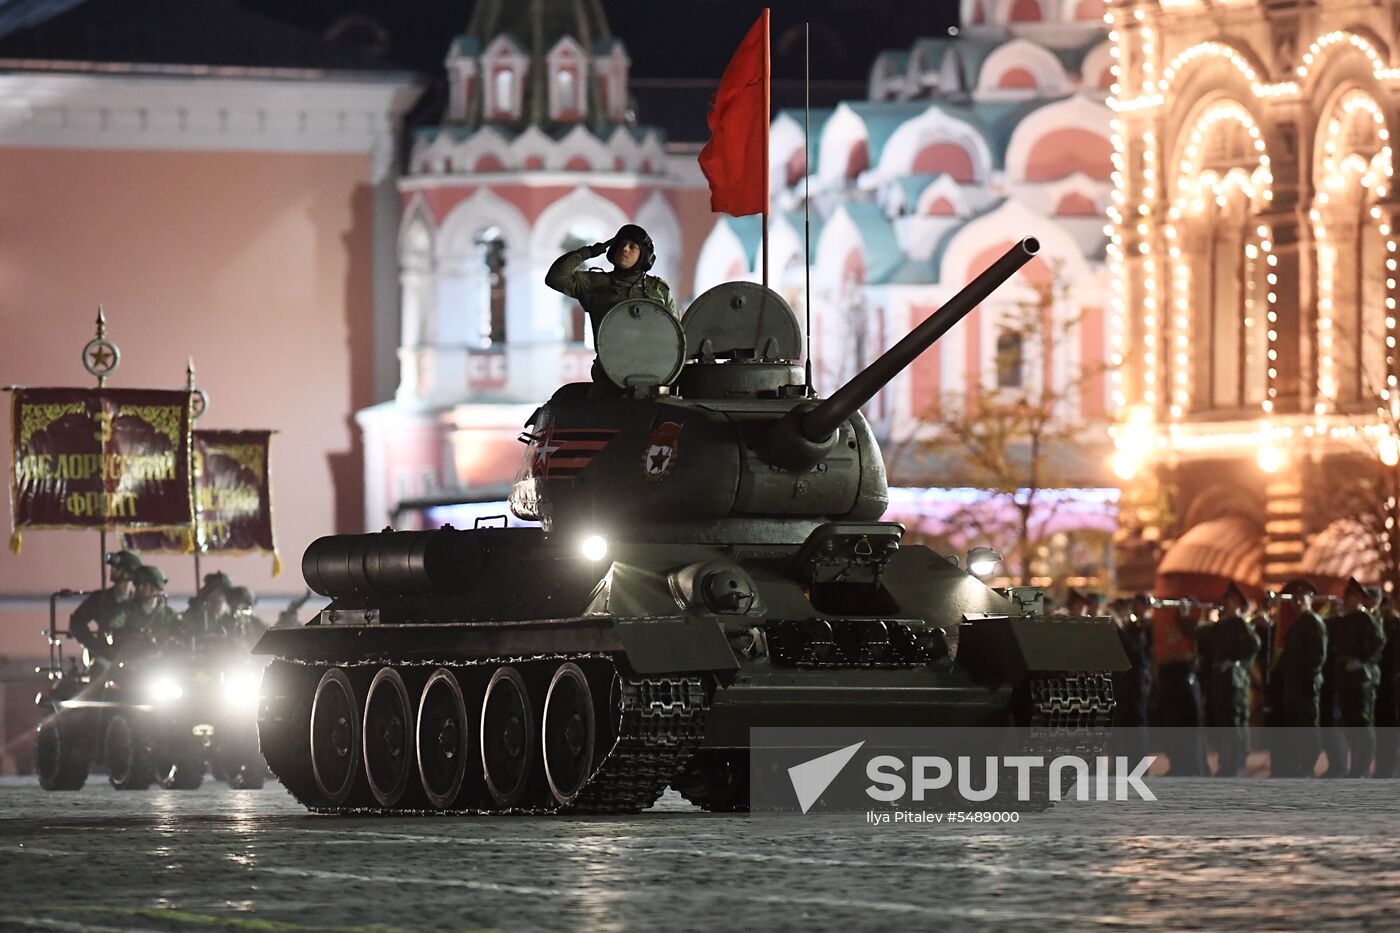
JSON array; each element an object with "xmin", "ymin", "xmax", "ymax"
[{"xmin": 1, "ymin": 778, "xmax": 1398, "ymax": 931}]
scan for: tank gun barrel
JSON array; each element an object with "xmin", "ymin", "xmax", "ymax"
[{"xmin": 800, "ymin": 237, "xmax": 1040, "ymax": 443}]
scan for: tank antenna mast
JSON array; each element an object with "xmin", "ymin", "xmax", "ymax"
[{"xmin": 803, "ymin": 21, "xmax": 813, "ymax": 397}]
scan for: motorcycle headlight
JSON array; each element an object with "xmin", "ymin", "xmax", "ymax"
[
  {"xmin": 222, "ymin": 668, "xmax": 261, "ymax": 709},
  {"xmin": 146, "ymin": 673, "xmax": 184, "ymax": 704}
]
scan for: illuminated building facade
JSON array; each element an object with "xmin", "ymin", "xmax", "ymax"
[
  {"xmin": 1109, "ymin": 0, "xmax": 1400, "ymax": 595},
  {"xmin": 358, "ymin": 1, "xmax": 712, "ymax": 530},
  {"xmin": 695, "ymin": 0, "xmax": 1120, "ymax": 585}
]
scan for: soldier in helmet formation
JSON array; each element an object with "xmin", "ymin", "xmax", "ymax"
[
  {"xmin": 1268, "ymin": 578, "xmax": 1328, "ymax": 776},
  {"xmin": 1200, "ymin": 582, "xmax": 1261, "ymax": 776},
  {"xmin": 1326, "ymin": 578, "xmax": 1386, "ymax": 776},
  {"xmin": 184, "ymin": 570, "xmax": 232, "ymax": 635},
  {"xmin": 68, "ymin": 549, "xmax": 143, "ymax": 661},
  {"xmin": 108, "ymin": 565, "xmax": 180, "ymax": 657},
  {"xmin": 225, "ymin": 585, "xmax": 267, "ymax": 644},
  {"xmin": 545, "ymin": 223, "xmax": 677, "ymax": 395}
]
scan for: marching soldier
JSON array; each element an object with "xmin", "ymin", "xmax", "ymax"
[
  {"xmin": 1112, "ymin": 593, "xmax": 1154, "ymax": 758},
  {"xmin": 108, "ymin": 565, "xmax": 180, "ymax": 657},
  {"xmin": 1374, "ymin": 593, "xmax": 1400, "ymax": 778},
  {"xmin": 68, "ymin": 549, "xmax": 143, "ymax": 661},
  {"xmin": 545, "ymin": 224, "xmax": 676, "ymax": 394},
  {"xmin": 1268, "ymin": 579, "xmax": 1328, "ymax": 777},
  {"xmin": 1154, "ymin": 597, "xmax": 1206, "ymax": 775},
  {"xmin": 1200, "ymin": 582, "xmax": 1261, "ymax": 776},
  {"xmin": 1330, "ymin": 578, "xmax": 1386, "ymax": 777},
  {"xmin": 1249, "ymin": 597, "xmax": 1275, "ymax": 726}
]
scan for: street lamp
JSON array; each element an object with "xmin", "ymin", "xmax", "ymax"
[{"xmin": 967, "ymin": 546, "xmax": 1002, "ymax": 579}]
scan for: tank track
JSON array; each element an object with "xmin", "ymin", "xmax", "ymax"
[
  {"xmin": 676, "ymin": 671, "xmax": 1118, "ymax": 813},
  {"xmin": 259, "ymin": 652, "xmax": 707, "ymax": 816}
]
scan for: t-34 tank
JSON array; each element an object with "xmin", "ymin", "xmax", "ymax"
[{"xmin": 253, "ymin": 237, "xmax": 1128, "ymax": 813}]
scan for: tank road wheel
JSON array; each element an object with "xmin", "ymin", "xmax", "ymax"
[
  {"xmin": 480, "ymin": 666, "xmax": 535, "ymax": 809},
  {"xmin": 36, "ymin": 719, "xmax": 89, "ymax": 791},
  {"xmin": 363, "ymin": 667, "xmax": 415, "ymax": 807},
  {"xmin": 542, "ymin": 663, "xmax": 596, "ymax": 806},
  {"xmin": 105, "ymin": 715, "xmax": 155, "ymax": 791},
  {"xmin": 310, "ymin": 668, "xmax": 362, "ymax": 807},
  {"xmin": 417, "ymin": 668, "xmax": 471, "ymax": 809}
]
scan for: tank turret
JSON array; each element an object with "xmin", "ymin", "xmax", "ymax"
[
  {"xmin": 254, "ymin": 233, "xmax": 1126, "ymax": 818},
  {"xmin": 509, "ymin": 237, "xmax": 1040, "ymax": 544}
]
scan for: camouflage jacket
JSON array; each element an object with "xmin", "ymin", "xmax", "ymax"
[{"xmin": 545, "ymin": 245, "xmax": 677, "ymax": 343}]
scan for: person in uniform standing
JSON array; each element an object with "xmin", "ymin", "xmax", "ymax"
[
  {"xmin": 1268, "ymin": 579, "xmax": 1328, "ymax": 777},
  {"xmin": 1154, "ymin": 597, "xmax": 1206, "ymax": 774},
  {"xmin": 545, "ymin": 224, "xmax": 676, "ymax": 394},
  {"xmin": 1200, "ymin": 582, "xmax": 1262, "ymax": 776},
  {"xmin": 1329, "ymin": 578, "xmax": 1386, "ymax": 776},
  {"xmin": 1112, "ymin": 592, "xmax": 1154, "ymax": 758},
  {"xmin": 1373, "ymin": 592, "xmax": 1400, "ymax": 778},
  {"xmin": 68, "ymin": 550, "xmax": 143, "ymax": 661}
]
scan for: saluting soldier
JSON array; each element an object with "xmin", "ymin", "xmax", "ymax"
[
  {"xmin": 1329, "ymin": 578, "xmax": 1386, "ymax": 777},
  {"xmin": 108, "ymin": 565, "xmax": 180, "ymax": 657},
  {"xmin": 68, "ymin": 549, "xmax": 143, "ymax": 661},
  {"xmin": 1200, "ymin": 582, "xmax": 1262, "ymax": 776},
  {"xmin": 545, "ymin": 224, "xmax": 676, "ymax": 394},
  {"xmin": 1374, "ymin": 593, "xmax": 1400, "ymax": 778},
  {"xmin": 1268, "ymin": 579, "xmax": 1328, "ymax": 777}
]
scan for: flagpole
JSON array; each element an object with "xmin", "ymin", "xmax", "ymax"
[
  {"xmin": 804, "ymin": 21, "xmax": 813, "ymax": 396},
  {"xmin": 761, "ymin": 7, "xmax": 770, "ymax": 289}
]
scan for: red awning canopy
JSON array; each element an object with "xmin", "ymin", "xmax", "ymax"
[
  {"xmin": 1156, "ymin": 516, "xmax": 1263, "ymax": 601},
  {"xmin": 1302, "ymin": 518, "xmax": 1381, "ymax": 593}
]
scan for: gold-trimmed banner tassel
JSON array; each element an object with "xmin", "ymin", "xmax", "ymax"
[
  {"xmin": 272, "ymin": 548, "xmax": 283, "ymax": 578},
  {"xmin": 8, "ymin": 530, "xmax": 20, "ymax": 555}
]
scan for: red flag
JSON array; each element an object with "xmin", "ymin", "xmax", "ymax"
[{"xmin": 699, "ymin": 9, "xmax": 770, "ymax": 217}]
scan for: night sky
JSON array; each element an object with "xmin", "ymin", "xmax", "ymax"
[{"xmin": 236, "ymin": 0, "xmax": 960, "ymax": 138}]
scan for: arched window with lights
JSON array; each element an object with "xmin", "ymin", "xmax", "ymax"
[{"xmin": 477, "ymin": 227, "xmax": 507, "ymax": 345}]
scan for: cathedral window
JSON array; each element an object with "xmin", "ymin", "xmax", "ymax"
[
  {"xmin": 554, "ymin": 69, "xmax": 578, "ymax": 117},
  {"xmin": 996, "ymin": 330, "xmax": 1024, "ymax": 389},
  {"xmin": 492, "ymin": 69, "xmax": 516, "ymax": 120}
]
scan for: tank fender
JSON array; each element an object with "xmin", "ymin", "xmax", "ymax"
[
  {"xmin": 956, "ymin": 616, "xmax": 1129, "ymax": 686},
  {"xmin": 612, "ymin": 616, "xmax": 740, "ymax": 674}
]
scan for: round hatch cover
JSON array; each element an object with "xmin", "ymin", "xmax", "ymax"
[
  {"xmin": 595, "ymin": 299, "xmax": 687, "ymax": 389},
  {"xmin": 681, "ymin": 282, "xmax": 802, "ymax": 361}
]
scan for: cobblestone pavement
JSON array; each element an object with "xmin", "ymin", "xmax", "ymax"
[{"xmin": 1, "ymin": 777, "xmax": 1399, "ymax": 932}]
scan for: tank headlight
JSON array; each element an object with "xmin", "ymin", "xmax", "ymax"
[
  {"xmin": 222, "ymin": 668, "xmax": 261, "ymax": 709},
  {"xmin": 967, "ymin": 546, "xmax": 1001, "ymax": 579},
  {"xmin": 147, "ymin": 674, "xmax": 184, "ymax": 704},
  {"xmin": 580, "ymin": 534, "xmax": 609, "ymax": 561}
]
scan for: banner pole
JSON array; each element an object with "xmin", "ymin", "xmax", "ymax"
[
  {"xmin": 761, "ymin": 7, "xmax": 770, "ymax": 288},
  {"xmin": 804, "ymin": 20, "xmax": 813, "ymax": 396},
  {"xmin": 95, "ymin": 307, "xmax": 109, "ymax": 589}
]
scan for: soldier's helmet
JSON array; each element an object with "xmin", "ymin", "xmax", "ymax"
[
  {"xmin": 609, "ymin": 223, "xmax": 656, "ymax": 272},
  {"xmin": 134, "ymin": 565, "xmax": 167, "ymax": 591},
  {"xmin": 200, "ymin": 571, "xmax": 233, "ymax": 595},
  {"xmin": 1344, "ymin": 577, "xmax": 1369, "ymax": 602},
  {"xmin": 228, "ymin": 586, "xmax": 256, "ymax": 611},
  {"xmin": 105, "ymin": 549, "xmax": 143, "ymax": 579}
]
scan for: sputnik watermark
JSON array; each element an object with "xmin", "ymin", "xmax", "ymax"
[{"xmin": 787, "ymin": 742, "xmax": 1157, "ymax": 814}]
